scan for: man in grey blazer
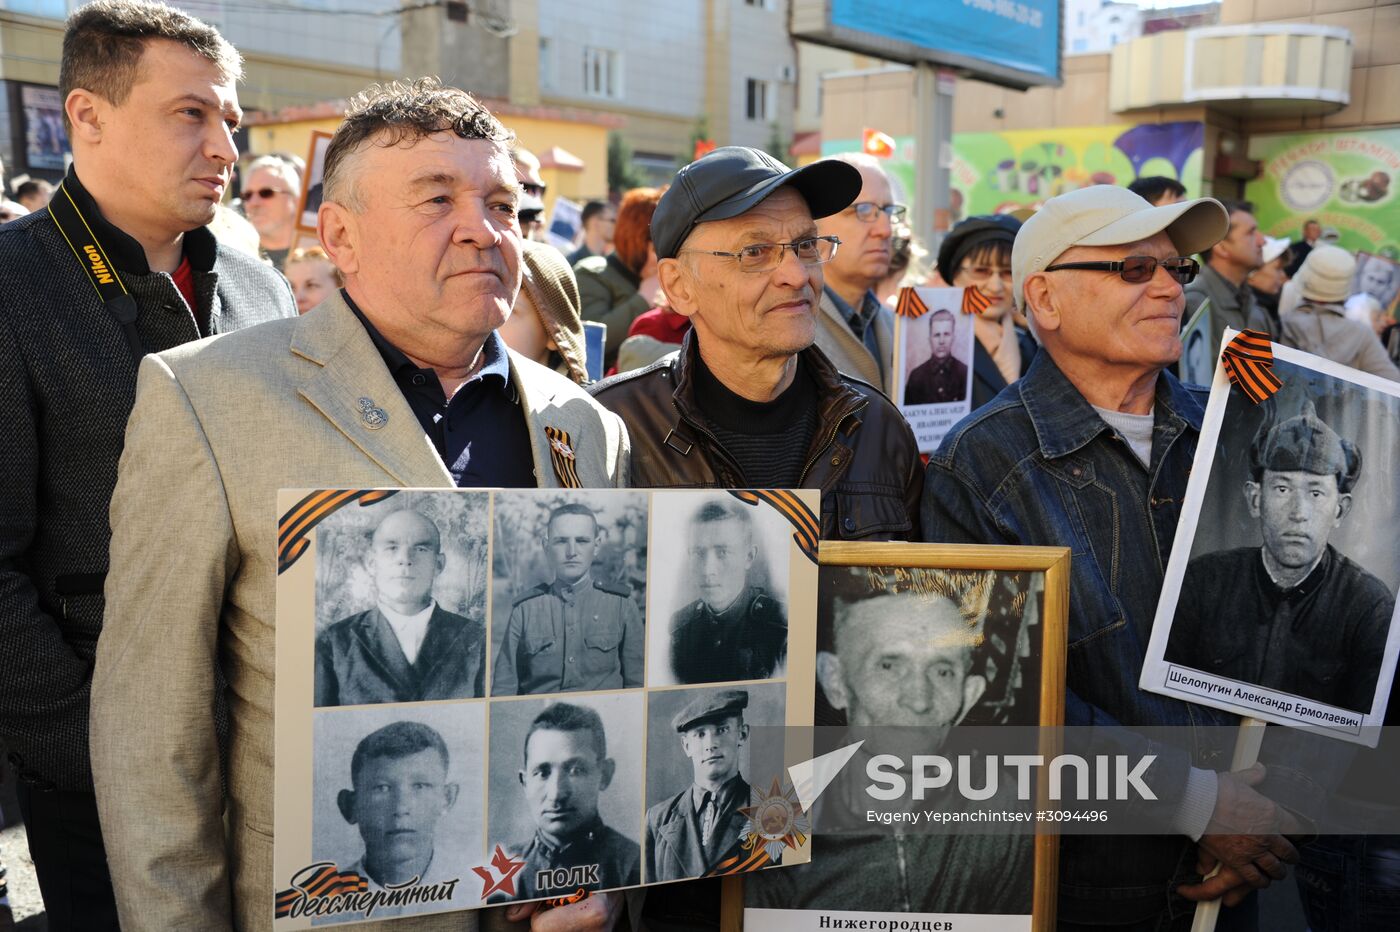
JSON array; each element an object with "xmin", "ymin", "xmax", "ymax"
[
  {"xmin": 91, "ymin": 79, "xmax": 629, "ymax": 932},
  {"xmin": 813, "ymin": 151, "xmax": 901, "ymax": 396}
]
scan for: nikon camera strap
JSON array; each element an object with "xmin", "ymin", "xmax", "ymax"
[{"xmin": 48, "ymin": 181, "xmax": 144, "ymax": 363}]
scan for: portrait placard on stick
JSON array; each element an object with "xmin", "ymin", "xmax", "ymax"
[
  {"xmin": 1141, "ymin": 337, "xmax": 1400, "ymax": 745},
  {"xmin": 893, "ymin": 287, "xmax": 977, "ymax": 454}
]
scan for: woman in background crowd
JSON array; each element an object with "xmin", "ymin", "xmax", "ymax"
[
  {"xmin": 575, "ymin": 186, "xmax": 665, "ymax": 368},
  {"xmin": 935, "ymin": 213, "xmax": 1037, "ymax": 409},
  {"xmin": 284, "ymin": 246, "xmax": 344, "ymax": 315},
  {"xmin": 1245, "ymin": 236, "xmax": 1292, "ymax": 333},
  {"xmin": 1282, "ymin": 245, "xmax": 1399, "ymax": 380},
  {"xmin": 501, "ymin": 240, "xmax": 590, "ymax": 385}
]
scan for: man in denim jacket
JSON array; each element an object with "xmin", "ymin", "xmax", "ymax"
[{"xmin": 922, "ymin": 185, "xmax": 1306, "ymax": 930}]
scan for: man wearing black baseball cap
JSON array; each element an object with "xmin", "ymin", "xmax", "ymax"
[{"xmin": 590, "ymin": 146, "xmax": 922, "ymax": 540}]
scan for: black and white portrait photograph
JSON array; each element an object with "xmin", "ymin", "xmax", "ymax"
[
  {"xmin": 297, "ymin": 130, "xmax": 332, "ymax": 232},
  {"xmin": 643, "ymin": 682, "xmax": 786, "ymax": 883},
  {"xmin": 893, "ymin": 288, "xmax": 977, "ymax": 453},
  {"xmin": 310, "ymin": 703, "xmax": 485, "ymax": 923},
  {"xmin": 489, "ymin": 490, "xmax": 648, "ymax": 696},
  {"xmin": 486, "ymin": 693, "xmax": 644, "ymax": 901},
  {"xmin": 1354, "ymin": 251, "xmax": 1400, "ymax": 313},
  {"xmin": 1144, "ymin": 345, "xmax": 1400, "ymax": 741},
  {"xmin": 314, "ymin": 491, "xmax": 489, "ymax": 707},
  {"xmin": 746, "ymin": 562, "xmax": 1056, "ymax": 921},
  {"xmin": 646, "ymin": 492, "xmax": 792, "ymax": 687},
  {"xmin": 1179, "ymin": 298, "xmax": 1217, "ymax": 387}
]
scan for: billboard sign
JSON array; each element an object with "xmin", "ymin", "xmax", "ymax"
[{"xmin": 792, "ymin": 0, "xmax": 1061, "ymax": 89}]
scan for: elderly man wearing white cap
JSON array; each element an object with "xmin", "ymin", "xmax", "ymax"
[
  {"xmin": 922, "ymin": 185, "xmax": 1307, "ymax": 929},
  {"xmin": 1281, "ymin": 244, "xmax": 1399, "ymax": 381}
]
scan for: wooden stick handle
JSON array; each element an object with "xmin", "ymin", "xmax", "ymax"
[{"xmin": 1190, "ymin": 717, "xmax": 1268, "ymax": 932}]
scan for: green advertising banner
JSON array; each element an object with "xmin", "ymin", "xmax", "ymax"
[
  {"xmin": 1246, "ymin": 129, "xmax": 1400, "ymax": 259},
  {"xmin": 823, "ymin": 121, "xmax": 1204, "ymax": 228}
]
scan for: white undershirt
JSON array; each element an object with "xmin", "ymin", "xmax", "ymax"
[
  {"xmin": 1092, "ymin": 405, "xmax": 1156, "ymax": 467},
  {"xmin": 377, "ymin": 599, "xmax": 436, "ymax": 666}
]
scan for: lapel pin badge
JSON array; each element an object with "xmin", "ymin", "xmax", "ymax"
[{"xmin": 358, "ymin": 397, "xmax": 388, "ymax": 430}]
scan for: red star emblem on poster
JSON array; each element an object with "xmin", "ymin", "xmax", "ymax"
[{"xmin": 472, "ymin": 845, "xmax": 526, "ymax": 900}]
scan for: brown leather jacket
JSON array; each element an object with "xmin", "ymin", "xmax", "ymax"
[{"xmin": 589, "ymin": 332, "xmax": 923, "ymax": 540}]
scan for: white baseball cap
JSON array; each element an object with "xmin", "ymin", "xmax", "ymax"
[
  {"xmin": 1011, "ymin": 185, "xmax": 1230, "ymax": 309},
  {"xmin": 1261, "ymin": 236, "xmax": 1291, "ymax": 266}
]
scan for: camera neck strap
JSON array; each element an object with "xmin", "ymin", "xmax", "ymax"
[{"xmin": 49, "ymin": 181, "xmax": 144, "ymax": 363}]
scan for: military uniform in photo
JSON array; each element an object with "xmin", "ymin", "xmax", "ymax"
[
  {"xmin": 1165, "ymin": 403, "xmax": 1394, "ymax": 713},
  {"xmin": 671, "ymin": 587, "xmax": 787, "ymax": 684},
  {"xmin": 645, "ymin": 691, "xmax": 754, "ymax": 881},
  {"xmin": 315, "ymin": 604, "xmax": 486, "ymax": 706},
  {"xmin": 904, "ymin": 353, "xmax": 968, "ymax": 405},
  {"xmin": 493, "ymin": 577, "xmax": 644, "ymax": 695},
  {"xmin": 500, "ymin": 820, "xmax": 641, "ymax": 901}
]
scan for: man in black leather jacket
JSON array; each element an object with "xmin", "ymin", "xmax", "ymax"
[{"xmin": 589, "ymin": 147, "xmax": 922, "ymax": 541}]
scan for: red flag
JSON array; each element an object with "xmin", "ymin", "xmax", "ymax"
[
  {"xmin": 694, "ymin": 138, "xmax": 717, "ymax": 160},
  {"xmin": 862, "ymin": 128, "xmax": 895, "ymax": 159}
]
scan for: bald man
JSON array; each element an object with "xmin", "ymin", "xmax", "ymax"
[{"xmin": 315, "ymin": 508, "xmax": 487, "ymax": 706}]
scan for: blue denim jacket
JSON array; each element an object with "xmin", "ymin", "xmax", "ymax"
[{"xmin": 922, "ymin": 351, "xmax": 1247, "ymax": 925}]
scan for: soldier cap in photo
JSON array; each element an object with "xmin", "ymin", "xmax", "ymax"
[
  {"xmin": 673, "ymin": 689, "xmax": 749, "ymax": 733},
  {"xmin": 1250, "ymin": 400, "xmax": 1361, "ymax": 493}
]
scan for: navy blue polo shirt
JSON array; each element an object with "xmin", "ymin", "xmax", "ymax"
[{"xmin": 345, "ymin": 293, "xmax": 536, "ymax": 487}]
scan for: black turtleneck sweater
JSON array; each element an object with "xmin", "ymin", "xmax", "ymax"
[{"xmin": 692, "ymin": 353, "xmax": 818, "ymax": 489}]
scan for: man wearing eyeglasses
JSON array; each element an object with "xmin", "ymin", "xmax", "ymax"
[
  {"xmin": 589, "ymin": 146, "xmax": 922, "ymax": 542},
  {"xmin": 239, "ymin": 153, "xmax": 301, "ymax": 266},
  {"xmin": 812, "ymin": 152, "xmax": 903, "ymax": 395},
  {"xmin": 923, "ymin": 186, "xmax": 1309, "ymax": 929}
]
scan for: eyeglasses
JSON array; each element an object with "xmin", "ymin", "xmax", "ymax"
[
  {"xmin": 684, "ymin": 235, "xmax": 840, "ymax": 272},
  {"xmin": 522, "ymin": 182, "xmax": 546, "ymax": 197},
  {"xmin": 959, "ymin": 263, "xmax": 1013, "ymax": 284},
  {"xmin": 1043, "ymin": 255, "xmax": 1200, "ymax": 285},
  {"xmin": 849, "ymin": 202, "xmax": 908, "ymax": 223},
  {"xmin": 241, "ymin": 187, "xmax": 290, "ymax": 201}
]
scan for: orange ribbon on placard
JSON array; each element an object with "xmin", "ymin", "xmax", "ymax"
[
  {"xmin": 895, "ymin": 287, "xmax": 929, "ymax": 318},
  {"xmin": 961, "ymin": 286, "xmax": 992, "ymax": 315},
  {"xmin": 1220, "ymin": 329, "xmax": 1282, "ymax": 404}
]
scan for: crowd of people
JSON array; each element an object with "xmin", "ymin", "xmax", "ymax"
[{"xmin": 1, "ymin": 2, "xmax": 1398, "ymax": 932}]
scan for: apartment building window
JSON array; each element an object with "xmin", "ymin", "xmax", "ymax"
[
  {"xmin": 539, "ymin": 37, "xmax": 555, "ymax": 91},
  {"xmin": 583, "ymin": 46, "xmax": 622, "ymax": 100},
  {"xmin": 746, "ymin": 78, "xmax": 770, "ymax": 121}
]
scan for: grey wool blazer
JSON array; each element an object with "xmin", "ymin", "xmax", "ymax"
[{"xmin": 91, "ymin": 290, "xmax": 629, "ymax": 931}]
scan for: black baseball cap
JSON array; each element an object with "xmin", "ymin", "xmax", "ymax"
[{"xmin": 650, "ymin": 146, "xmax": 863, "ymax": 260}]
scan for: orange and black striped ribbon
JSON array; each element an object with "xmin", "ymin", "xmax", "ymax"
[
  {"xmin": 728, "ymin": 490, "xmax": 819, "ymax": 564},
  {"xmin": 545, "ymin": 426, "xmax": 583, "ymax": 489},
  {"xmin": 277, "ymin": 489, "xmax": 399, "ymax": 575},
  {"xmin": 894, "ymin": 287, "xmax": 929, "ymax": 318},
  {"xmin": 274, "ymin": 865, "xmax": 367, "ymax": 918},
  {"xmin": 1220, "ymin": 329, "xmax": 1283, "ymax": 404},
  {"xmin": 703, "ymin": 846, "xmax": 773, "ymax": 877},
  {"xmin": 960, "ymin": 285, "xmax": 993, "ymax": 315}
]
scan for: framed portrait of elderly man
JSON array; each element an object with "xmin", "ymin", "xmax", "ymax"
[
  {"xmin": 892, "ymin": 287, "xmax": 977, "ymax": 454},
  {"xmin": 741, "ymin": 541, "xmax": 1069, "ymax": 932},
  {"xmin": 1141, "ymin": 339, "xmax": 1400, "ymax": 745}
]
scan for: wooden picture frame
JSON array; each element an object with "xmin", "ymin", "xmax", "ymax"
[
  {"xmin": 295, "ymin": 130, "xmax": 335, "ymax": 234},
  {"xmin": 724, "ymin": 541, "xmax": 1070, "ymax": 932}
]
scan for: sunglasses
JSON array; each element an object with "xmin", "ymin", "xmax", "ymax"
[
  {"xmin": 1044, "ymin": 255, "xmax": 1200, "ymax": 285},
  {"xmin": 522, "ymin": 182, "xmax": 546, "ymax": 197},
  {"xmin": 241, "ymin": 187, "xmax": 290, "ymax": 201}
]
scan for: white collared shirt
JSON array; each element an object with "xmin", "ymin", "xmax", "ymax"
[{"xmin": 378, "ymin": 599, "xmax": 435, "ymax": 666}]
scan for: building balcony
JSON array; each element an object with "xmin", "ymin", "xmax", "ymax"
[{"xmin": 1110, "ymin": 23, "xmax": 1353, "ymax": 117}]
